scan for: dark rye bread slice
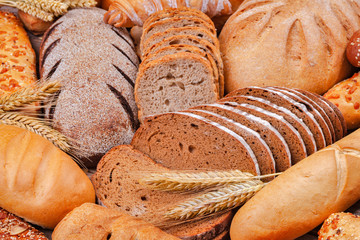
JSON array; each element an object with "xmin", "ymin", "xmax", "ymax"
[
  {"xmin": 142, "ymin": 17, "xmax": 216, "ymax": 48},
  {"xmin": 218, "ymin": 95, "xmax": 317, "ymax": 156},
  {"xmin": 227, "ymin": 87, "xmax": 326, "ymax": 151},
  {"xmin": 38, "ymin": 8, "xmax": 139, "ymax": 167},
  {"xmin": 135, "ymin": 52, "xmax": 218, "ymax": 122},
  {"xmin": 190, "ymin": 103, "xmax": 291, "ymax": 172},
  {"xmin": 131, "ymin": 112, "xmax": 261, "ymax": 175},
  {"xmin": 268, "ymin": 87, "xmax": 334, "ymax": 146},
  {"xmin": 91, "ymin": 145, "xmax": 232, "ymax": 240},
  {"xmin": 139, "ymin": 44, "xmax": 221, "ymax": 97},
  {"xmin": 219, "ymin": 101, "xmax": 307, "ymax": 165},
  {"xmin": 296, "ymin": 89, "xmax": 346, "ymax": 140},
  {"xmin": 183, "ymin": 109, "xmax": 275, "ymax": 176},
  {"xmin": 141, "ymin": 27, "xmax": 219, "ymax": 56}
]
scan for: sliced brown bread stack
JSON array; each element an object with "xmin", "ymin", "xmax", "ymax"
[
  {"xmin": 91, "ymin": 145, "xmax": 233, "ymax": 240},
  {"xmin": 135, "ymin": 8, "xmax": 223, "ymax": 122},
  {"xmin": 132, "ymin": 87, "xmax": 346, "ymax": 175}
]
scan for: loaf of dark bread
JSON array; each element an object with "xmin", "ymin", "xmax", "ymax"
[{"xmin": 39, "ymin": 8, "xmax": 139, "ymax": 167}]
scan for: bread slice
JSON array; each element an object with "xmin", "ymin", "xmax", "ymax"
[
  {"xmin": 189, "ymin": 103, "xmax": 291, "ymax": 172},
  {"xmin": 135, "ymin": 52, "xmax": 219, "ymax": 122},
  {"xmin": 142, "ymin": 17, "xmax": 216, "ymax": 47},
  {"xmin": 296, "ymin": 89, "xmax": 345, "ymax": 140},
  {"xmin": 219, "ymin": 101, "xmax": 307, "ymax": 165},
  {"xmin": 268, "ymin": 87, "xmax": 333, "ymax": 146},
  {"xmin": 183, "ymin": 109, "xmax": 275, "ymax": 176},
  {"xmin": 218, "ymin": 95, "xmax": 317, "ymax": 156},
  {"xmin": 140, "ymin": 44, "xmax": 221, "ymax": 97},
  {"xmin": 91, "ymin": 145, "xmax": 234, "ymax": 240},
  {"xmin": 227, "ymin": 87, "xmax": 326, "ymax": 150},
  {"xmin": 131, "ymin": 112, "xmax": 261, "ymax": 175},
  {"xmin": 141, "ymin": 27, "xmax": 219, "ymax": 56}
]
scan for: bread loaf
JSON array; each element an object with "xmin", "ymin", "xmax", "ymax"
[
  {"xmin": 52, "ymin": 203, "xmax": 180, "ymax": 240},
  {"xmin": 0, "ymin": 10, "xmax": 36, "ymax": 95},
  {"xmin": 0, "ymin": 125, "xmax": 95, "ymax": 229},
  {"xmin": 219, "ymin": 0, "xmax": 360, "ymax": 94},
  {"xmin": 229, "ymin": 128, "xmax": 360, "ymax": 240},
  {"xmin": 39, "ymin": 8, "xmax": 139, "ymax": 167},
  {"xmin": 318, "ymin": 212, "xmax": 360, "ymax": 239}
]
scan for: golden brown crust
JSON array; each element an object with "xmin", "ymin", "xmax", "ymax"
[
  {"xmin": 324, "ymin": 72, "xmax": 360, "ymax": 130},
  {"xmin": 318, "ymin": 212, "xmax": 360, "ymax": 240},
  {"xmin": 0, "ymin": 11, "xmax": 36, "ymax": 95},
  {"xmin": 0, "ymin": 207, "xmax": 48, "ymax": 240}
]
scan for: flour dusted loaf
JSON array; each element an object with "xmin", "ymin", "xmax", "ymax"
[
  {"xmin": 220, "ymin": 0, "xmax": 360, "ymax": 94},
  {"xmin": 0, "ymin": 11, "xmax": 36, "ymax": 94},
  {"xmin": 39, "ymin": 7, "xmax": 139, "ymax": 167},
  {"xmin": 91, "ymin": 145, "xmax": 234, "ymax": 239},
  {"xmin": 0, "ymin": 125, "xmax": 95, "ymax": 229}
]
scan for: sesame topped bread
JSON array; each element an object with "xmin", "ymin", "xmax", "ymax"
[{"xmin": 39, "ymin": 8, "xmax": 139, "ymax": 167}]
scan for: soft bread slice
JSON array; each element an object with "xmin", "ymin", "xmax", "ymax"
[
  {"xmin": 131, "ymin": 112, "xmax": 261, "ymax": 175},
  {"xmin": 135, "ymin": 52, "xmax": 218, "ymax": 122},
  {"xmin": 218, "ymin": 95, "xmax": 317, "ymax": 156},
  {"xmin": 140, "ymin": 44, "xmax": 221, "ymax": 97},
  {"xmin": 219, "ymin": 101, "xmax": 307, "ymax": 165},
  {"xmin": 91, "ymin": 145, "xmax": 234, "ymax": 239},
  {"xmin": 184, "ymin": 109, "xmax": 275, "ymax": 176},
  {"xmin": 227, "ymin": 87, "xmax": 326, "ymax": 150},
  {"xmin": 142, "ymin": 17, "xmax": 216, "ymax": 47},
  {"xmin": 296, "ymin": 89, "xmax": 345, "ymax": 140},
  {"xmin": 268, "ymin": 87, "xmax": 334, "ymax": 146},
  {"xmin": 141, "ymin": 27, "xmax": 219, "ymax": 56},
  {"xmin": 190, "ymin": 104, "xmax": 291, "ymax": 172}
]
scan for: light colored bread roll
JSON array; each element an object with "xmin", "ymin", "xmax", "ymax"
[
  {"xmin": 324, "ymin": 72, "xmax": 360, "ymax": 130},
  {"xmin": 0, "ymin": 125, "xmax": 95, "ymax": 229},
  {"xmin": 318, "ymin": 212, "xmax": 360, "ymax": 239},
  {"xmin": 230, "ymin": 128, "xmax": 360, "ymax": 240},
  {"xmin": 219, "ymin": 0, "xmax": 360, "ymax": 94}
]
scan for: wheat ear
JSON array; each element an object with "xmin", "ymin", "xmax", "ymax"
[
  {"xmin": 21, "ymin": 0, "xmax": 69, "ymax": 16},
  {"xmin": 15, "ymin": 0, "xmax": 55, "ymax": 21},
  {"xmin": 140, "ymin": 170, "xmax": 279, "ymax": 192},
  {"xmin": 0, "ymin": 80, "xmax": 61, "ymax": 112},
  {"xmin": 165, "ymin": 181, "xmax": 265, "ymax": 221},
  {"xmin": 62, "ymin": 0, "xmax": 96, "ymax": 8},
  {"xmin": 0, "ymin": 112, "xmax": 71, "ymax": 152}
]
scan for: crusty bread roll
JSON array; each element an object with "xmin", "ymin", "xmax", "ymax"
[
  {"xmin": 318, "ymin": 212, "xmax": 360, "ymax": 239},
  {"xmin": 229, "ymin": 128, "xmax": 360, "ymax": 240},
  {"xmin": 18, "ymin": 10, "xmax": 53, "ymax": 36},
  {"xmin": 0, "ymin": 125, "xmax": 95, "ymax": 229},
  {"xmin": 219, "ymin": 0, "xmax": 360, "ymax": 94},
  {"xmin": 324, "ymin": 72, "xmax": 360, "ymax": 130},
  {"xmin": 52, "ymin": 203, "xmax": 180, "ymax": 240}
]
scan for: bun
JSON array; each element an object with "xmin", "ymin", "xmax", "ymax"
[
  {"xmin": 52, "ymin": 203, "xmax": 180, "ymax": 240},
  {"xmin": 318, "ymin": 212, "xmax": 360, "ymax": 239},
  {"xmin": 0, "ymin": 125, "xmax": 95, "ymax": 229},
  {"xmin": 346, "ymin": 30, "xmax": 360, "ymax": 67},
  {"xmin": 229, "ymin": 128, "xmax": 360, "ymax": 240},
  {"xmin": 17, "ymin": 10, "xmax": 53, "ymax": 36},
  {"xmin": 324, "ymin": 72, "xmax": 360, "ymax": 130},
  {"xmin": 219, "ymin": 0, "xmax": 360, "ymax": 94}
]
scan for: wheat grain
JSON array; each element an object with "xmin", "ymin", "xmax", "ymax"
[
  {"xmin": 140, "ymin": 170, "xmax": 279, "ymax": 192},
  {"xmin": 62, "ymin": 0, "xmax": 96, "ymax": 8},
  {"xmin": 0, "ymin": 112, "xmax": 71, "ymax": 152},
  {"xmin": 15, "ymin": 1, "xmax": 54, "ymax": 21},
  {"xmin": 165, "ymin": 181, "xmax": 265, "ymax": 221},
  {"xmin": 22, "ymin": 0, "xmax": 69, "ymax": 16},
  {"xmin": 0, "ymin": 80, "xmax": 61, "ymax": 112}
]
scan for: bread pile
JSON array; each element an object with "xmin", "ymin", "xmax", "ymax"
[
  {"xmin": 39, "ymin": 7, "xmax": 139, "ymax": 167},
  {"xmin": 132, "ymin": 86, "xmax": 345, "ymax": 176},
  {"xmin": 135, "ymin": 8, "xmax": 223, "ymax": 122},
  {"xmin": 92, "ymin": 145, "xmax": 233, "ymax": 239}
]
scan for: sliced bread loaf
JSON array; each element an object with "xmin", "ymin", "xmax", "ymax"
[
  {"xmin": 135, "ymin": 52, "xmax": 218, "ymax": 122},
  {"xmin": 131, "ymin": 112, "xmax": 261, "ymax": 175}
]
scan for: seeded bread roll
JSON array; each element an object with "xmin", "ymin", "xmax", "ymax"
[
  {"xmin": 39, "ymin": 8, "xmax": 139, "ymax": 167},
  {"xmin": 318, "ymin": 212, "xmax": 360, "ymax": 239},
  {"xmin": 135, "ymin": 52, "xmax": 218, "ymax": 122},
  {"xmin": 219, "ymin": 0, "xmax": 360, "ymax": 94}
]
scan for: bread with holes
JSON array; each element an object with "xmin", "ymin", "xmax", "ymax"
[
  {"xmin": 219, "ymin": 0, "xmax": 360, "ymax": 94},
  {"xmin": 39, "ymin": 7, "xmax": 139, "ymax": 167}
]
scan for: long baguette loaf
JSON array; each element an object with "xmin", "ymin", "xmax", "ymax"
[{"xmin": 230, "ymin": 128, "xmax": 360, "ymax": 240}]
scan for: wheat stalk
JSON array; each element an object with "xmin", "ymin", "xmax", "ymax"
[
  {"xmin": 140, "ymin": 170, "xmax": 279, "ymax": 192},
  {"xmin": 0, "ymin": 80, "xmax": 61, "ymax": 112},
  {"xmin": 16, "ymin": 1, "xmax": 55, "ymax": 21},
  {"xmin": 62, "ymin": 0, "xmax": 96, "ymax": 8},
  {"xmin": 165, "ymin": 181, "xmax": 265, "ymax": 221},
  {"xmin": 0, "ymin": 112, "xmax": 71, "ymax": 152},
  {"xmin": 22, "ymin": 0, "xmax": 69, "ymax": 16}
]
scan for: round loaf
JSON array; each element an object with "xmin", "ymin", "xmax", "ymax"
[{"xmin": 219, "ymin": 0, "xmax": 360, "ymax": 94}]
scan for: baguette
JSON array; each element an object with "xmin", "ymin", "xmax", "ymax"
[{"xmin": 230, "ymin": 128, "xmax": 360, "ymax": 240}]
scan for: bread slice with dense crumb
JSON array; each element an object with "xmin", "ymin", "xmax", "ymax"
[{"xmin": 135, "ymin": 52, "xmax": 219, "ymax": 122}]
